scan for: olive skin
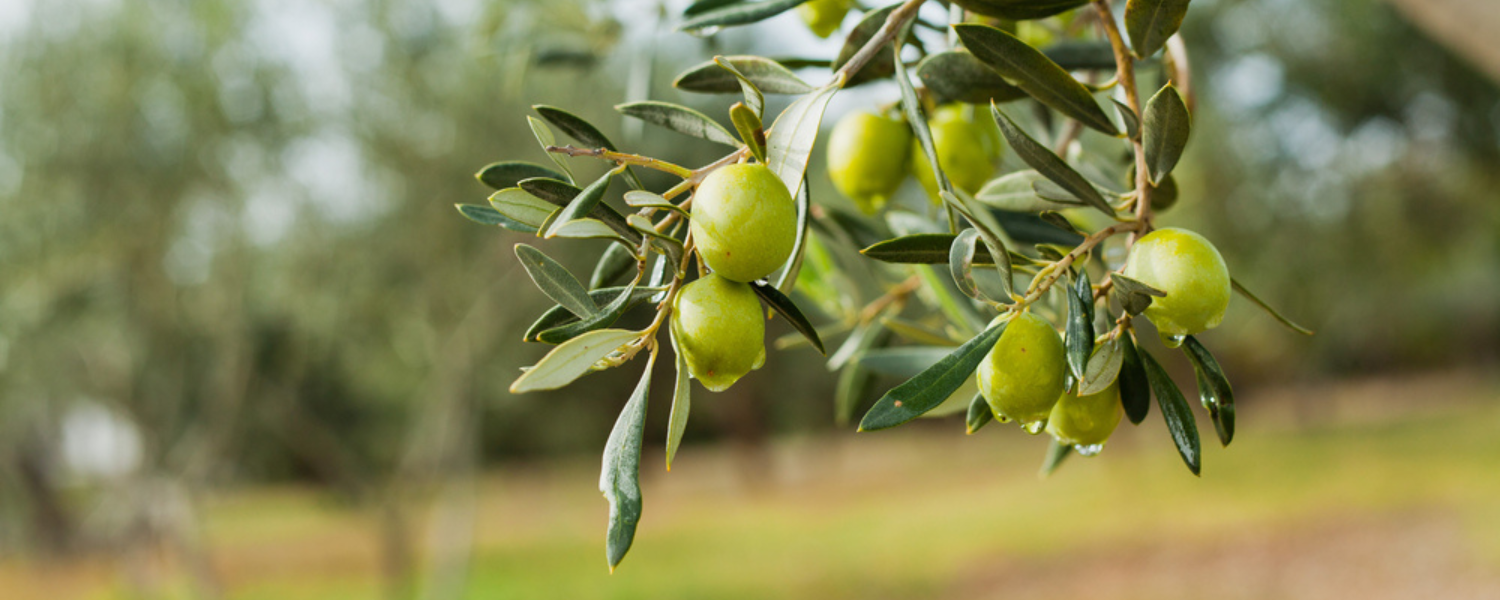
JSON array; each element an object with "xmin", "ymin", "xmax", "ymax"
[
  {"xmin": 1046, "ymin": 380, "xmax": 1123, "ymax": 447},
  {"xmin": 797, "ymin": 0, "xmax": 852, "ymax": 38},
  {"xmin": 977, "ymin": 312, "xmax": 1068, "ymax": 426},
  {"xmin": 691, "ymin": 163, "xmax": 797, "ymax": 283},
  {"xmin": 827, "ymin": 111, "xmax": 912, "ymax": 214},
  {"xmin": 911, "ymin": 105, "xmax": 1000, "ymax": 204},
  {"xmin": 1122, "ymin": 228, "xmax": 1231, "ymax": 341},
  {"xmin": 671, "ymin": 274, "xmax": 767, "ymax": 392}
]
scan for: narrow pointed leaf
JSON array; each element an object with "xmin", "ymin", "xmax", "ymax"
[
  {"xmin": 477, "ymin": 161, "xmax": 564, "ymax": 190},
  {"xmin": 955, "ymin": 24, "xmax": 1117, "ymax": 135},
  {"xmin": 1232, "ymin": 277, "xmax": 1315, "ymax": 335},
  {"xmin": 898, "ymin": 30, "xmax": 952, "ymax": 201},
  {"xmin": 858, "ymin": 322, "xmax": 1007, "ymax": 431},
  {"xmin": 857, "ymin": 347, "xmax": 954, "ymax": 378},
  {"xmin": 765, "ymin": 82, "xmax": 839, "ymax": 200},
  {"xmin": 516, "ymin": 244, "xmax": 597, "ymax": 318},
  {"xmin": 917, "ymin": 49, "xmax": 1027, "ymax": 105},
  {"xmin": 955, "ymin": 0, "xmax": 1089, "ymax": 20},
  {"xmin": 616, "ymin": 101, "xmax": 741, "ymax": 148},
  {"xmin": 1142, "ymin": 85, "xmax": 1190, "ymax": 184},
  {"xmin": 975, "ymin": 170, "xmax": 1078, "ymax": 212},
  {"xmin": 674, "ymin": 55, "xmax": 814, "ymax": 94},
  {"xmin": 1066, "ymin": 270, "xmax": 1095, "ymax": 380},
  {"xmin": 773, "ymin": 175, "xmax": 812, "ymax": 293},
  {"xmin": 550, "ymin": 219, "xmax": 629, "ymax": 244},
  {"xmin": 730, "ymin": 102, "xmax": 767, "ymax": 163},
  {"xmin": 526, "ymin": 116, "xmax": 575, "ymax": 183},
  {"xmin": 679, "ymin": 0, "xmax": 812, "ymax": 32},
  {"xmin": 861, "ymin": 233, "xmax": 1012, "ymax": 265},
  {"xmin": 1140, "ymin": 349, "xmax": 1201, "ymax": 475},
  {"xmin": 965, "ymin": 392, "xmax": 993, "ymax": 434},
  {"xmin": 601, "ymin": 350, "xmax": 654, "ymax": 570},
  {"xmin": 1182, "ymin": 335, "xmax": 1235, "ymax": 446},
  {"xmin": 490, "ymin": 188, "xmax": 558, "ymax": 230},
  {"xmin": 1118, "ymin": 333, "xmax": 1151, "ymax": 424},
  {"xmin": 546, "ymin": 173, "xmax": 614, "ymax": 238},
  {"xmin": 1112, "ymin": 273, "xmax": 1166, "ymax": 316},
  {"xmin": 751, "ymin": 281, "xmax": 825, "ymax": 355},
  {"xmin": 714, "ymin": 57, "xmax": 766, "ymax": 118},
  {"xmin": 590, "ymin": 244, "xmax": 638, "ymax": 290},
  {"xmin": 1124, "ymin": 0, "xmax": 1191, "ymax": 59},
  {"xmin": 511, "ymin": 329, "xmax": 639, "ymax": 393},
  {"xmin": 1039, "ymin": 437, "xmax": 1073, "ymax": 477},
  {"xmin": 524, "ymin": 286, "xmax": 663, "ymax": 343},
  {"xmin": 950, "ymin": 228, "xmax": 983, "ymax": 300},
  {"xmin": 666, "ymin": 329, "xmax": 692, "ymax": 470},
  {"xmin": 520, "ymin": 177, "xmax": 640, "ymax": 243},
  {"xmin": 1079, "ymin": 336, "xmax": 1124, "ymax": 396},
  {"xmin": 991, "ymin": 106, "xmax": 1116, "ymax": 217},
  {"xmin": 1113, "ymin": 99, "xmax": 1140, "ymax": 141},
  {"xmin": 533, "ymin": 105, "xmax": 643, "ymax": 189},
  {"xmin": 831, "ymin": 4, "xmax": 898, "ymax": 87},
  {"xmin": 456, "ymin": 204, "xmax": 538, "ymax": 233},
  {"xmin": 538, "ymin": 280, "xmax": 641, "ymax": 345}
]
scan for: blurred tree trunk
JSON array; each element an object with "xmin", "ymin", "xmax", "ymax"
[{"xmin": 1387, "ymin": 0, "xmax": 1500, "ymax": 83}]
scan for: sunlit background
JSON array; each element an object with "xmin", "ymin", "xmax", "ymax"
[{"xmin": 1, "ymin": 0, "xmax": 1497, "ymax": 598}]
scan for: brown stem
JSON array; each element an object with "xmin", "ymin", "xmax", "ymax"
[
  {"xmin": 1018, "ymin": 221, "xmax": 1143, "ymax": 307},
  {"xmin": 1091, "ymin": 0, "xmax": 1154, "ymax": 243},
  {"xmin": 546, "ymin": 145, "xmax": 694, "ymax": 178}
]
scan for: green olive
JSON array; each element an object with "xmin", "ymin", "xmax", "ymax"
[
  {"xmin": 1122, "ymin": 227, "xmax": 1231, "ymax": 343},
  {"xmin": 911, "ymin": 105, "xmax": 1000, "ymax": 205},
  {"xmin": 797, "ymin": 0, "xmax": 852, "ymax": 38},
  {"xmin": 977, "ymin": 312, "xmax": 1068, "ymax": 427},
  {"xmin": 1046, "ymin": 380, "xmax": 1122, "ymax": 448},
  {"xmin": 827, "ymin": 110, "xmax": 912, "ymax": 214},
  {"xmin": 691, "ymin": 163, "xmax": 797, "ymax": 283},
  {"xmin": 671, "ymin": 273, "xmax": 767, "ymax": 392}
]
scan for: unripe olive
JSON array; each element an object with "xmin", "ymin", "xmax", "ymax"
[
  {"xmin": 911, "ymin": 105, "xmax": 1000, "ymax": 204},
  {"xmin": 797, "ymin": 0, "xmax": 851, "ymax": 38},
  {"xmin": 1122, "ymin": 228, "xmax": 1231, "ymax": 343},
  {"xmin": 977, "ymin": 312, "xmax": 1068, "ymax": 427},
  {"xmin": 827, "ymin": 110, "xmax": 912, "ymax": 214},
  {"xmin": 1046, "ymin": 380, "xmax": 1123, "ymax": 449},
  {"xmin": 671, "ymin": 273, "xmax": 767, "ymax": 392},
  {"xmin": 691, "ymin": 163, "xmax": 797, "ymax": 283}
]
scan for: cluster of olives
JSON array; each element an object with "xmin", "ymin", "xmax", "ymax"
[
  {"xmin": 671, "ymin": 163, "xmax": 798, "ymax": 392},
  {"xmin": 827, "ymin": 104, "xmax": 1001, "ymax": 214},
  {"xmin": 978, "ymin": 228, "xmax": 1230, "ymax": 452}
]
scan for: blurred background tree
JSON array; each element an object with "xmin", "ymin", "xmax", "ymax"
[{"xmin": 0, "ymin": 0, "xmax": 1495, "ymax": 598}]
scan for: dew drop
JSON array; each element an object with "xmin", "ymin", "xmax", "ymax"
[
  {"xmin": 1022, "ymin": 420, "xmax": 1047, "ymax": 435},
  {"xmin": 1160, "ymin": 333, "xmax": 1186, "ymax": 348},
  {"xmin": 1074, "ymin": 443, "xmax": 1105, "ymax": 457}
]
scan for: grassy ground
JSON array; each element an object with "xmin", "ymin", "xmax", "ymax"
[{"xmin": 4, "ymin": 370, "xmax": 1499, "ymax": 599}]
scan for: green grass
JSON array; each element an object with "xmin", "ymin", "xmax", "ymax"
[{"xmin": 22, "ymin": 384, "xmax": 1500, "ymax": 600}]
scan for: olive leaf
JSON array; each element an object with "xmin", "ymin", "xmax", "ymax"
[
  {"xmin": 1066, "ymin": 269, "xmax": 1095, "ymax": 380},
  {"xmin": 601, "ymin": 349, "xmax": 654, "ymax": 571},
  {"xmin": 831, "ymin": 4, "xmax": 898, "ymax": 87},
  {"xmin": 545, "ymin": 172, "xmax": 615, "ymax": 238},
  {"xmin": 897, "ymin": 31, "xmax": 953, "ymax": 203},
  {"xmin": 678, "ymin": 0, "xmax": 812, "ymax": 32},
  {"xmin": 1124, "ymin": 0, "xmax": 1191, "ymax": 59},
  {"xmin": 1139, "ymin": 349, "xmax": 1201, "ymax": 475},
  {"xmin": 533, "ymin": 105, "xmax": 644, "ymax": 190},
  {"xmin": 523, "ymin": 286, "xmax": 664, "ymax": 343},
  {"xmin": 455, "ymin": 203, "xmax": 538, "ymax": 234},
  {"xmin": 510, "ymin": 329, "xmax": 640, "ymax": 393},
  {"xmin": 916, "ymin": 50, "xmax": 1027, "ymax": 105},
  {"xmin": 1076, "ymin": 337, "xmax": 1123, "ymax": 395},
  {"xmin": 950, "ymin": 228, "xmax": 984, "ymax": 300},
  {"xmin": 861, "ymin": 233, "xmax": 1019, "ymax": 265},
  {"xmin": 965, "ymin": 393, "xmax": 994, "ymax": 434},
  {"xmin": 1039, "ymin": 437, "xmax": 1073, "ymax": 477},
  {"xmin": 1232, "ymin": 277, "xmax": 1315, "ymax": 335},
  {"xmin": 714, "ymin": 57, "xmax": 767, "ymax": 118},
  {"xmin": 992, "ymin": 210, "xmax": 1085, "ymax": 246},
  {"xmin": 1182, "ymin": 335, "xmax": 1235, "ymax": 446},
  {"xmin": 857, "ymin": 346, "xmax": 956, "ymax": 378},
  {"xmin": 974, "ymin": 170, "xmax": 1079, "ymax": 213},
  {"xmin": 858, "ymin": 322, "xmax": 1007, "ymax": 432},
  {"xmin": 1118, "ymin": 333, "xmax": 1152, "ymax": 424},
  {"xmin": 537, "ymin": 279, "xmax": 641, "ymax": 345},
  {"xmin": 476, "ymin": 161, "xmax": 565, "ymax": 190},
  {"xmin": 519, "ymin": 178, "xmax": 640, "ymax": 243},
  {"xmin": 1113, "ymin": 99, "xmax": 1140, "ymax": 141},
  {"xmin": 953, "ymin": 0, "xmax": 1090, "ymax": 20},
  {"xmin": 1111, "ymin": 273, "xmax": 1166, "ymax": 316},
  {"xmin": 990, "ymin": 105, "xmax": 1116, "ymax": 217},
  {"xmin": 515, "ymin": 244, "xmax": 598, "ymax": 319},
  {"xmin": 730, "ymin": 102, "xmax": 768, "ymax": 162},
  {"xmin": 955, "ymin": 24, "xmax": 1118, "ymax": 135},
  {"xmin": 526, "ymin": 116, "xmax": 575, "ymax": 184},
  {"xmin": 1142, "ymin": 85, "xmax": 1190, "ymax": 185},
  {"xmin": 765, "ymin": 81, "xmax": 839, "ymax": 200},
  {"xmin": 589, "ymin": 244, "xmax": 638, "ymax": 290},
  {"xmin": 666, "ymin": 328, "xmax": 692, "ymax": 470},
  {"xmin": 616, "ymin": 101, "xmax": 742, "ymax": 148},
  {"xmin": 773, "ymin": 174, "xmax": 813, "ymax": 293},
  {"xmin": 674, "ymin": 55, "xmax": 815, "ymax": 95},
  {"xmin": 751, "ymin": 281, "xmax": 826, "ymax": 355}
]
